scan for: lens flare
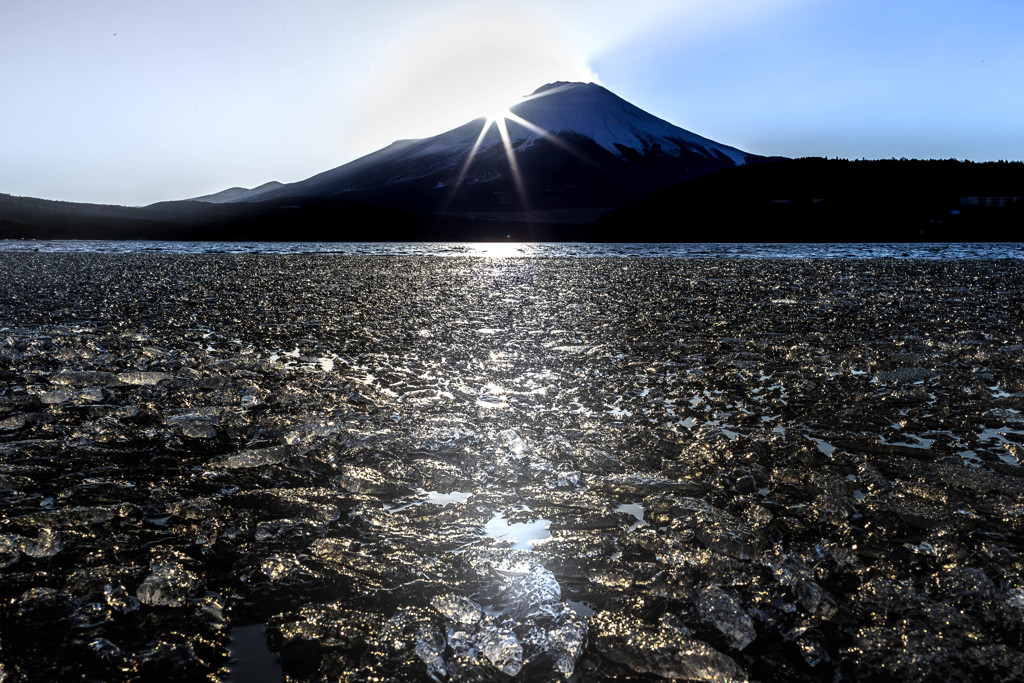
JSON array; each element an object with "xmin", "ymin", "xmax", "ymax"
[{"xmin": 443, "ymin": 86, "xmax": 598, "ymax": 222}]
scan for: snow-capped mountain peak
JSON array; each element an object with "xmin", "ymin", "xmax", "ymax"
[
  {"xmin": 500, "ymin": 82, "xmax": 748, "ymax": 164},
  {"xmin": 402, "ymin": 81, "xmax": 748, "ymax": 166}
]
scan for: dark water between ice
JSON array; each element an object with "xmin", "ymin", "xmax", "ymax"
[{"xmin": 1, "ymin": 239, "xmax": 1021, "ymax": 258}]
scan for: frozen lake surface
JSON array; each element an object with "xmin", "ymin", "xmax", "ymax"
[
  {"xmin": 1, "ymin": 253, "xmax": 1023, "ymax": 681},
  {"xmin": 1, "ymin": 239, "xmax": 1022, "ymax": 259}
]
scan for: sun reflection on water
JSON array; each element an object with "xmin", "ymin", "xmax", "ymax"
[{"xmin": 468, "ymin": 242, "xmax": 528, "ymax": 258}]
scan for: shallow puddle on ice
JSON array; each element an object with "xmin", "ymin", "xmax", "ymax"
[
  {"xmin": 266, "ymin": 347, "xmax": 335, "ymax": 372},
  {"xmin": 268, "ymin": 347, "xmax": 300, "ymax": 362},
  {"xmin": 385, "ymin": 489, "xmax": 472, "ymax": 513},
  {"xmin": 979, "ymin": 425, "xmax": 1024, "ymax": 445},
  {"xmin": 959, "ymin": 450, "xmax": 984, "ymax": 467},
  {"xmin": 878, "ymin": 433, "xmax": 933, "ymax": 449},
  {"xmin": 484, "ymin": 511, "xmax": 552, "ymax": 550},
  {"xmin": 998, "ymin": 452, "xmax": 1020, "ymax": 466},
  {"xmin": 988, "ymin": 385, "xmax": 1015, "ymax": 399},
  {"xmin": 808, "ymin": 436, "xmax": 836, "ymax": 456},
  {"xmin": 967, "ymin": 429, "xmax": 1022, "ymax": 466},
  {"xmin": 425, "ymin": 490, "xmax": 473, "ymax": 505},
  {"xmin": 226, "ymin": 624, "xmax": 282, "ymax": 683},
  {"xmin": 615, "ymin": 503, "xmax": 647, "ymax": 531},
  {"xmin": 567, "ymin": 600, "xmax": 596, "ymax": 617}
]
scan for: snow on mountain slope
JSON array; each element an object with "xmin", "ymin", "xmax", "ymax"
[
  {"xmin": 397, "ymin": 81, "xmax": 750, "ymax": 166},
  {"xmin": 456, "ymin": 82, "xmax": 745, "ymax": 163}
]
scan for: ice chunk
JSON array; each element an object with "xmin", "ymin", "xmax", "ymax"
[
  {"xmin": 339, "ymin": 464, "xmax": 405, "ymax": 496},
  {"xmin": 520, "ymin": 608, "xmax": 588, "ymax": 678},
  {"xmin": 463, "ymin": 550, "xmax": 587, "ymax": 676},
  {"xmin": 19, "ymin": 504, "xmax": 131, "ymax": 528},
  {"xmin": 413, "ymin": 625, "xmax": 447, "ymax": 680},
  {"xmin": 260, "ymin": 553, "xmax": 305, "ymax": 582},
  {"xmin": 556, "ymin": 468, "xmax": 581, "ymax": 488},
  {"xmin": 430, "ymin": 594, "xmax": 483, "ymax": 626},
  {"xmin": 496, "ymin": 428, "xmax": 530, "ymax": 457},
  {"xmin": 27, "ymin": 528, "xmax": 63, "ymax": 558},
  {"xmin": 208, "ymin": 445, "xmax": 290, "ymax": 469},
  {"xmin": 592, "ymin": 611, "xmax": 747, "ymax": 681},
  {"xmin": 0, "ymin": 528, "xmax": 62, "ymax": 559},
  {"xmin": 649, "ymin": 495, "xmax": 762, "ymax": 560},
  {"xmin": 116, "ymin": 371, "xmax": 172, "ymax": 386},
  {"xmin": 254, "ymin": 518, "xmax": 325, "ymax": 546},
  {"xmin": 500, "ymin": 563, "xmax": 562, "ymax": 621},
  {"xmin": 1006, "ymin": 587, "xmax": 1024, "ymax": 611},
  {"xmin": 87, "ymin": 637, "xmax": 122, "ymax": 660},
  {"xmin": 0, "ymin": 414, "xmax": 27, "ymax": 430},
  {"xmin": 136, "ymin": 557, "xmax": 199, "ymax": 607},
  {"xmin": 104, "ymin": 584, "xmax": 140, "ymax": 613},
  {"xmin": 766, "ymin": 554, "xmax": 837, "ymax": 618},
  {"xmin": 41, "ymin": 389, "xmax": 74, "ymax": 405},
  {"xmin": 695, "ymin": 585, "xmax": 756, "ymax": 650},
  {"xmin": 165, "ymin": 414, "xmax": 218, "ymax": 439},
  {"xmin": 478, "ymin": 622, "xmax": 523, "ymax": 676}
]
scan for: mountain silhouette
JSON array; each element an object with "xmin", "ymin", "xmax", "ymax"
[{"xmin": 192, "ymin": 82, "xmax": 774, "ymax": 224}]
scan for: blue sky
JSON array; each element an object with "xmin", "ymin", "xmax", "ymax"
[{"xmin": 2, "ymin": 0, "xmax": 1022, "ymax": 206}]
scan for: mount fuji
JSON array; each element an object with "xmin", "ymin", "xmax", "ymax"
[{"xmin": 193, "ymin": 82, "xmax": 776, "ymax": 224}]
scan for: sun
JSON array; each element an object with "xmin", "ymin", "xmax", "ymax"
[
  {"xmin": 441, "ymin": 84, "xmax": 595, "ymax": 222},
  {"xmin": 353, "ymin": 12, "xmax": 597, "ymax": 157},
  {"xmin": 484, "ymin": 107, "xmax": 514, "ymax": 127}
]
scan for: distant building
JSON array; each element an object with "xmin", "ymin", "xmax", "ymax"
[{"xmin": 960, "ymin": 196, "xmax": 1021, "ymax": 208}]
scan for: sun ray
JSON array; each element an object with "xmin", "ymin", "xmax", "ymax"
[
  {"xmin": 441, "ymin": 116, "xmax": 496, "ymax": 215},
  {"xmin": 442, "ymin": 84, "xmax": 595, "ymax": 220},
  {"xmin": 503, "ymin": 111, "xmax": 604, "ymax": 169},
  {"xmin": 494, "ymin": 115, "xmax": 531, "ymax": 215}
]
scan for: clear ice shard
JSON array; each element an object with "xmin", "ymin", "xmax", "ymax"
[
  {"xmin": 414, "ymin": 625, "xmax": 448, "ymax": 681},
  {"xmin": 592, "ymin": 611, "xmax": 747, "ymax": 682},
  {"xmin": 695, "ymin": 584, "xmax": 756, "ymax": 650},
  {"xmin": 430, "ymin": 594, "xmax": 483, "ymax": 626},
  {"xmin": 116, "ymin": 371, "xmax": 172, "ymax": 386},
  {"xmin": 478, "ymin": 622, "xmax": 523, "ymax": 676},
  {"xmin": 136, "ymin": 558, "xmax": 199, "ymax": 608},
  {"xmin": 209, "ymin": 445, "xmax": 291, "ymax": 469}
]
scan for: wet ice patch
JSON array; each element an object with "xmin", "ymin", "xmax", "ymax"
[
  {"xmin": 615, "ymin": 503, "xmax": 647, "ymax": 531},
  {"xmin": 483, "ymin": 511, "xmax": 552, "ymax": 551},
  {"xmin": 267, "ymin": 347, "xmax": 335, "ymax": 372},
  {"xmin": 226, "ymin": 624, "xmax": 282, "ymax": 683},
  {"xmin": 875, "ymin": 367, "xmax": 938, "ymax": 384},
  {"xmin": 605, "ymin": 401, "xmax": 632, "ymax": 418},
  {"xmin": 476, "ymin": 385, "xmax": 509, "ymax": 410},
  {"xmin": 116, "ymin": 371, "xmax": 172, "ymax": 386},
  {"xmin": 808, "ymin": 436, "xmax": 836, "ymax": 457},
  {"xmin": 495, "ymin": 428, "xmax": 529, "ymax": 457},
  {"xmin": 386, "ymin": 489, "xmax": 472, "ymax": 513},
  {"xmin": 208, "ymin": 445, "xmax": 291, "ymax": 469}
]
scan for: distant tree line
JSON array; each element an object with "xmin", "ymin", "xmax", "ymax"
[
  {"xmin": 594, "ymin": 158, "xmax": 1024, "ymax": 242},
  {"xmin": 2, "ymin": 158, "xmax": 1021, "ymax": 242}
]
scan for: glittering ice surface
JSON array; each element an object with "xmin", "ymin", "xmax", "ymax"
[{"xmin": 1, "ymin": 253, "xmax": 1024, "ymax": 681}]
